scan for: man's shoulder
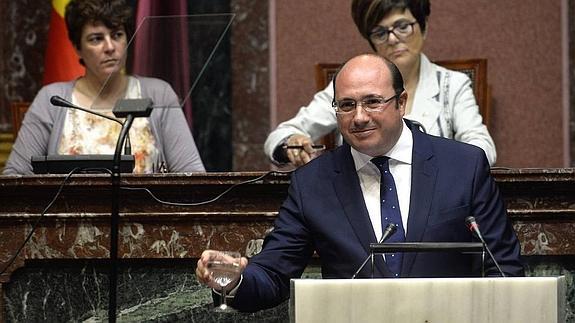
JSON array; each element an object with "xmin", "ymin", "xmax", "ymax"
[
  {"xmin": 422, "ymin": 132, "xmax": 488, "ymax": 164},
  {"xmin": 293, "ymin": 144, "xmax": 348, "ymax": 177}
]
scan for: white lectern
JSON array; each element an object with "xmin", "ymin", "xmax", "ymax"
[{"xmin": 290, "ymin": 277, "xmax": 565, "ymax": 323}]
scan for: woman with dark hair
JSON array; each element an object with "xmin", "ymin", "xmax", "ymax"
[
  {"xmin": 264, "ymin": 0, "xmax": 495, "ymax": 167},
  {"xmin": 4, "ymin": 0, "xmax": 205, "ymax": 174}
]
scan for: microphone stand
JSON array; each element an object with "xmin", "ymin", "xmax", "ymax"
[
  {"xmin": 465, "ymin": 216, "xmax": 506, "ymax": 278},
  {"xmin": 108, "ymin": 115, "xmax": 134, "ymax": 323},
  {"xmin": 351, "ymin": 224, "xmax": 397, "ymax": 279},
  {"xmin": 108, "ymin": 99, "xmax": 152, "ymax": 323}
]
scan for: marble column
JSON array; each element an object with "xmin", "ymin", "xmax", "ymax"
[
  {"xmin": 570, "ymin": 0, "xmax": 575, "ymax": 166},
  {"xmin": 230, "ymin": 0, "xmax": 270, "ymax": 171},
  {"xmin": 0, "ymin": 1, "xmax": 50, "ymax": 131}
]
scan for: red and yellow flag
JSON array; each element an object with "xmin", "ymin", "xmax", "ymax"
[{"xmin": 43, "ymin": 0, "xmax": 84, "ymax": 85}]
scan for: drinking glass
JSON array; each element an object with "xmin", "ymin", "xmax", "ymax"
[{"xmin": 206, "ymin": 250, "xmax": 242, "ymax": 312}]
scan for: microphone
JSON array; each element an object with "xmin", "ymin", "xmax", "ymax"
[
  {"xmin": 50, "ymin": 95, "xmax": 131, "ymax": 154},
  {"xmin": 465, "ymin": 216, "xmax": 506, "ymax": 277},
  {"xmin": 351, "ymin": 223, "xmax": 397, "ymax": 279}
]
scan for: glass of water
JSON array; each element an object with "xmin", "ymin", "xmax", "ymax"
[{"xmin": 206, "ymin": 250, "xmax": 242, "ymax": 311}]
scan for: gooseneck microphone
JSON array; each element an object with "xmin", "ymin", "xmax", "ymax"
[
  {"xmin": 465, "ymin": 216, "xmax": 506, "ymax": 277},
  {"xmin": 50, "ymin": 95, "xmax": 123, "ymax": 125},
  {"xmin": 49, "ymin": 95, "xmax": 131, "ymax": 154},
  {"xmin": 351, "ymin": 223, "xmax": 397, "ymax": 279}
]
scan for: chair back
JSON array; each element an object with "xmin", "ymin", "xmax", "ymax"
[
  {"xmin": 435, "ymin": 58, "xmax": 490, "ymax": 128},
  {"xmin": 10, "ymin": 101, "xmax": 31, "ymax": 138}
]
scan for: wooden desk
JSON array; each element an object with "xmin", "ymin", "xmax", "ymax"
[{"xmin": 0, "ymin": 169, "xmax": 574, "ymax": 320}]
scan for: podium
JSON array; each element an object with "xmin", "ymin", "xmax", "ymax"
[{"xmin": 290, "ymin": 277, "xmax": 565, "ymax": 323}]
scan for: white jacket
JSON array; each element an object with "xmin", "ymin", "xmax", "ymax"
[{"xmin": 264, "ymin": 53, "xmax": 496, "ymax": 165}]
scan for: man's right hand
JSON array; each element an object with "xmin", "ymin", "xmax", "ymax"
[{"xmin": 196, "ymin": 250, "xmax": 248, "ymax": 291}]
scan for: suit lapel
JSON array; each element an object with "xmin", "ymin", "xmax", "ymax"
[
  {"xmin": 402, "ymin": 122, "xmax": 439, "ymax": 276},
  {"xmin": 331, "ymin": 144, "xmax": 388, "ymax": 276}
]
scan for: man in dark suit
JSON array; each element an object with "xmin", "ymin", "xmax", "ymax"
[{"xmin": 196, "ymin": 54, "xmax": 524, "ymax": 312}]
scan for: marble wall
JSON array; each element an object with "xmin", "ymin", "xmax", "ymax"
[
  {"xmin": 570, "ymin": 0, "xmax": 575, "ymax": 167},
  {"xmin": 0, "ymin": 1, "xmax": 50, "ymax": 132},
  {"xmin": 230, "ymin": 0, "xmax": 270, "ymax": 171},
  {"xmin": 3, "ymin": 261, "xmax": 290, "ymax": 322},
  {"xmin": 2, "ymin": 258, "xmax": 573, "ymax": 322},
  {"xmin": 0, "ymin": 168, "xmax": 573, "ymax": 321}
]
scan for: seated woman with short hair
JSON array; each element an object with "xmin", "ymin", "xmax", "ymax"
[{"xmin": 4, "ymin": 0, "xmax": 205, "ymax": 175}]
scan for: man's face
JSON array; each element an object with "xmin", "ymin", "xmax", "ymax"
[{"xmin": 335, "ymin": 56, "xmax": 406, "ymax": 157}]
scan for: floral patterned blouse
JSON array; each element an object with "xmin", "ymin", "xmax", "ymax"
[{"xmin": 58, "ymin": 77, "xmax": 160, "ymax": 173}]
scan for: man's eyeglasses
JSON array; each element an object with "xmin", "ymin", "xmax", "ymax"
[
  {"xmin": 369, "ymin": 20, "xmax": 417, "ymax": 44},
  {"xmin": 332, "ymin": 94, "xmax": 400, "ymax": 114}
]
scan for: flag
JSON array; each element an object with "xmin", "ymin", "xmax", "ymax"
[
  {"xmin": 43, "ymin": 0, "xmax": 85, "ymax": 85},
  {"xmin": 132, "ymin": 1, "xmax": 192, "ymax": 127}
]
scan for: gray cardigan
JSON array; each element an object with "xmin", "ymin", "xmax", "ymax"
[{"xmin": 4, "ymin": 76, "xmax": 205, "ymax": 174}]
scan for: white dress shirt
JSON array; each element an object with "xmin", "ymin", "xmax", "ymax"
[{"xmin": 351, "ymin": 121, "xmax": 413, "ymax": 242}]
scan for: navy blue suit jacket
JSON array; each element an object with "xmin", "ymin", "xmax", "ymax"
[{"xmin": 233, "ymin": 120, "xmax": 523, "ymax": 312}]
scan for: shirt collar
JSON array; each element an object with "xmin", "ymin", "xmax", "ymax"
[{"xmin": 351, "ymin": 120, "xmax": 413, "ymax": 171}]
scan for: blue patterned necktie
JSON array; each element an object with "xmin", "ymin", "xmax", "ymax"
[{"xmin": 371, "ymin": 156, "xmax": 405, "ymax": 277}]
